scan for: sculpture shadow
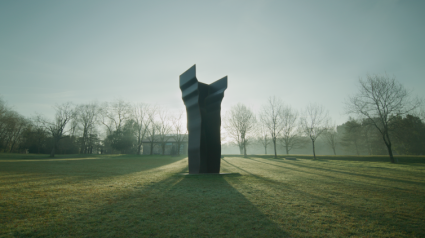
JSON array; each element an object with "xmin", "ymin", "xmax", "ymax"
[{"xmin": 14, "ymin": 169, "xmax": 288, "ymax": 237}]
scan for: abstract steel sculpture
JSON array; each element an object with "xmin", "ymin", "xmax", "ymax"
[{"xmin": 180, "ymin": 65, "xmax": 227, "ymax": 174}]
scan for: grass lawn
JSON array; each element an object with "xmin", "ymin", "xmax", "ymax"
[{"xmin": 0, "ymin": 154, "xmax": 424, "ymax": 237}]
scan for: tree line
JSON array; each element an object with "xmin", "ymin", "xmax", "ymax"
[
  {"xmin": 223, "ymin": 74, "xmax": 424, "ymax": 163},
  {"xmin": 1, "ymin": 74, "xmax": 423, "ymax": 163},
  {"xmin": 0, "ymin": 98, "xmax": 187, "ymax": 157},
  {"xmin": 223, "ymin": 98, "xmax": 335, "ymax": 159}
]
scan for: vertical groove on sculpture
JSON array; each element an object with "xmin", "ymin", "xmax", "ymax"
[{"xmin": 179, "ymin": 65, "xmax": 227, "ymax": 174}]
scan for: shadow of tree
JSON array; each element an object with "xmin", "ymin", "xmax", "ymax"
[
  {"xmin": 258, "ymin": 157, "xmax": 425, "ymax": 186},
  {"xmin": 286, "ymin": 155, "xmax": 425, "ymax": 164},
  {"xmin": 223, "ymin": 157, "xmax": 425, "ymax": 237},
  {"xmin": 242, "ymin": 157, "xmax": 415, "ymax": 192}
]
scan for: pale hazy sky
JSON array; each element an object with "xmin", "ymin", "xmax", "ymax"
[{"xmin": 1, "ymin": 0, "xmax": 424, "ymax": 125}]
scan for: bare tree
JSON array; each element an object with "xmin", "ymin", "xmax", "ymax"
[
  {"xmin": 28, "ymin": 118, "xmax": 48, "ymax": 154},
  {"xmin": 224, "ymin": 103, "xmax": 257, "ymax": 157},
  {"xmin": 0, "ymin": 98, "xmax": 8, "ymax": 142},
  {"xmin": 0, "ymin": 97, "xmax": 6, "ymax": 117},
  {"xmin": 257, "ymin": 123, "xmax": 270, "ymax": 154},
  {"xmin": 131, "ymin": 103, "xmax": 151, "ymax": 155},
  {"xmin": 171, "ymin": 111, "xmax": 187, "ymax": 156},
  {"xmin": 69, "ymin": 119, "xmax": 78, "ymax": 137},
  {"xmin": 9, "ymin": 116, "xmax": 28, "ymax": 153},
  {"xmin": 0, "ymin": 99, "xmax": 31, "ymax": 153},
  {"xmin": 359, "ymin": 118, "xmax": 376, "ymax": 155},
  {"xmin": 76, "ymin": 102, "xmax": 99, "ymax": 154},
  {"xmin": 146, "ymin": 107, "xmax": 159, "ymax": 155},
  {"xmin": 99, "ymin": 99, "xmax": 131, "ymax": 135},
  {"xmin": 0, "ymin": 99, "xmax": 14, "ymax": 150},
  {"xmin": 98, "ymin": 102, "xmax": 114, "ymax": 136},
  {"xmin": 260, "ymin": 96, "xmax": 284, "ymax": 158},
  {"xmin": 1, "ymin": 112, "xmax": 28, "ymax": 153},
  {"xmin": 346, "ymin": 74, "xmax": 421, "ymax": 163},
  {"xmin": 37, "ymin": 102, "xmax": 76, "ymax": 157},
  {"xmin": 156, "ymin": 109, "xmax": 172, "ymax": 155},
  {"xmin": 340, "ymin": 118, "xmax": 364, "ymax": 155},
  {"xmin": 223, "ymin": 123, "xmax": 243, "ymax": 155},
  {"xmin": 279, "ymin": 105, "xmax": 305, "ymax": 154},
  {"xmin": 323, "ymin": 121, "xmax": 338, "ymax": 155},
  {"xmin": 300, "ymin": 103, "xmax": 329, "ymax": 159},
  {"xmin": 416, "ymin": 104, "xmax": 425, "ymax": 122},
  {"xmin": 224, "ymin": 106, "xmax": 242, "ymax": 155}
]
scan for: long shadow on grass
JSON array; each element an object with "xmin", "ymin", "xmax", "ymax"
[
  {"xmin": 223, "ymin": 158, "xmax": 346, "ymax": 193},
  {"xmin": 0, "ymin": 155, "xmax": 186, "ymax": 182},
  {"xmin": 153, "ymin": 174, "xmax": 288, "ymax": 237},
  {"xmin": 11, "ymin": 169, "xmax": 289, "ymax": 237},
  {"xmin": 246, "ymin": 157, "xmax": 421, "ymax": 192},
  {"xmin": 223, "ymin": 157, "xmax": 424, "ymax": 237},
  {"xmin": 244, "ymin": 157, "xmax": 416, "ymax": 193},
  {"xmin": 221, "ymin": 158, "xmax": 283, "ymax": 185},
  {"xmin": 238, "ymin": 157, "xmax": 363, "ymax": 188},
  {"xmin": 291, "ymin": 155, "xmax": 425, "ymax": 164},
  {"xmin": 259, "ymin": 157, "xmax": 425, "ymax": 187}
]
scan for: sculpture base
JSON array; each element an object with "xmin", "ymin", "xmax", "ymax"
[{"xmin": 177, "ymin": 173, "xmax": 241, "ymax": 176}]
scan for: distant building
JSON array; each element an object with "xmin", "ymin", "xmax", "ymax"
[{"xmin": 141, "ymin": 134, "xmax": 188, "ymax": 155}]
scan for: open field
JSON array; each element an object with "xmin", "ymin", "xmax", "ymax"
[{"xmin": 1, "ymin": 154, "xmax": 424, "ymax": 237}]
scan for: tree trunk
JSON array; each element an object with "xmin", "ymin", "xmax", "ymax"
[
  {"xmin": 162, "ymin": 143, "xmax": 165, "ymax": 155},
  {"xmin": 383, "ymin": 132, "xmax": 395, "ymax": 163},
  {"xmin": 285, "ymin": 145, "xmax": 289, "ymax": 155},
  {"xmin": 243, "ymin": 143, "xmax": 247, "ymax": 158},
  {"xmin": 177, "ymin": 142, "xmax": 180, "ymax": 156},
  {"xmin": 80, "ymin": 139, "xmax": 85, "ymax": 154},
  {"xmin": 312, "ymin": 140, "xmax": 316, "ymax": 160},
  {"xmin": 384, "ymin": 140, "xmax": 395, "ymax": 163},
  {"xmin": 150, "ymin": 142, "xmax": 153, "ymax": 155},
  {"xmin": 354, "ymin": 141, "xmax": 360, "ymax": 155},
  {"xmin": 5, "ymin": 136, "xmax": 12, "ymax": 152},
  {"xmin": 50, "ymin": 147, "xmax": 55, "ymax": 158},
  {"xmin": 332, "ymin": 146, "xmax": 336, "ymax": 155},
  {"xmin": 137, "ymin": 143, "xmax": 142, "ymax": 155},
  {"xmin": 81, "ymin": 129, "xmax": 88, "ymax": 154},
  {"xmin": 136, "ymin": 134, "xmax": 142, "ymax": 155},
  {"xmin": 273, "ymin": 137, "xmax": 277, "ymax": 158},
  {"xmin": 137, "ymin": 133, "xmax": 144, "ymax": 155},
  {"xmin": 9, "ymin": 140, "xmax": 17, "ymax": 152},
  {"xmin": 264, "ymin": 146, "xmax": 267, "ymax": 155},
  {"xmin": 8, "ymin": 130, "xmax": 19, "ymax": 152},
  {"xmin": 386, "ymin": 143, "xmax": 395, "ymax": 163}
]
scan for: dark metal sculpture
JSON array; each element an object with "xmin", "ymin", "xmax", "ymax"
[{"xmin": 180, "ymin": 65, "xmax": 227, "ymax": 174}]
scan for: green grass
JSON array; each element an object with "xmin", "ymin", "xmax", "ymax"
[{"xmin": 1, "ymin": 154, "xmax": 424, "ymax": 237}]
